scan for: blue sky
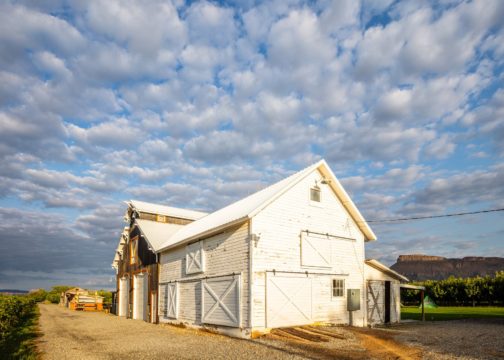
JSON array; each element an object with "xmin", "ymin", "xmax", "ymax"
[{"xmin": 0, "ymin": 0, "xmax": 503, "ymax": 290}]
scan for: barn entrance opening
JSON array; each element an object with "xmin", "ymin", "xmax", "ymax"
[{"xmin": 384, "ymin": 281, "xmax": 391, "ymax": 323}]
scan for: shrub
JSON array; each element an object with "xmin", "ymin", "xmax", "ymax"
[{"xmin": 0, "ymin": 295, "xmax": 36, "ymax": 341}]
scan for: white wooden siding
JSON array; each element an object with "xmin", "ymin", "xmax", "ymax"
[
  {"xmin": 251, "ymin": 169, "xmax": 367, "ymax": 328},
  {"xmin": 158, "ymin": 222, "xmax": 250, "ymax": 328}
]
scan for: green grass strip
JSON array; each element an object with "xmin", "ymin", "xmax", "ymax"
[{"xmin": 401, "ymin": 306, "xmax": 504, "ymax": 321}]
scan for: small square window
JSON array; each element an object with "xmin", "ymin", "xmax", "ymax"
[
  {"xmin": 310, "ymin": 187, "xmax": 321, "ymax": 202},
  {"xmin": 332, "ymin": 279, "xmax": 345, "ymax": 297}
]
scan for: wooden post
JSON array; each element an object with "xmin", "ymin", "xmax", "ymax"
[{"xmin": 420, "ymin": 290, "xmax": 425, "ymax": 322}]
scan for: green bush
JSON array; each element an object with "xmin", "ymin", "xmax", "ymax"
[
  {"xmin": 27, "ymin": 289, "xmax": 47, "ymax": 303},
  {"xmin": 45, "ymin": 285, "xmax": 74, "ymax": 304},
  {"xmin": 0, "ymin": 295, "xmax": 36, "ymax": 342},
  {"xmin": 96, "ymin": 290, "xmax": 112, "ymax": 304}
]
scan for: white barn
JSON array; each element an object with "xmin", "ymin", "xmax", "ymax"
[{"xmin": 151, "ymin": 159, "xmax": 408, "ymax": 337}]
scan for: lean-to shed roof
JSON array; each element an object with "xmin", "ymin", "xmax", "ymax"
[
  {"xmin": 128, "ymin": 200, "xmax": 208, "ymax": 220},
  {"xmin": 158, "ymin": 159, "xmax": 376, "ymax": 252},
  {"xmin": 135, "ymin": 219, "xmax": 184, "ymax": 252},
  {"xmin": 365, "ymin": 259, "xmax": 409, "ymax": 282}
]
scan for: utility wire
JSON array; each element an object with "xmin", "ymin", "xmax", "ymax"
[{"xmin": 364, "ymin": 208, "xmax": 504, "ymax": 223}]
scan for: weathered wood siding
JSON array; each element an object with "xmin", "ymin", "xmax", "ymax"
[
  {"xmin": 251, "ymin": 169, "xmax": 367, "ymax": 328},
  {"xmin": 158, "ymin": 222, "xmax": 250, "ymax": 328},
  {"xmin": 116, "ymin": 225, "xmax": 158, "ymax": 322}
]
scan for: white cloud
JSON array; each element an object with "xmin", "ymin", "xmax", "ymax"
[
  {"xmin": 267, "ymin": 8, "xmax": 335, "ymax": 69},
  {"xmin": 83, "ymin": 0, "xmax": 186, "ymax": 55},
  {"xmin": 185, "ymin": 1, "xmax": 236, "ymax": 47}
]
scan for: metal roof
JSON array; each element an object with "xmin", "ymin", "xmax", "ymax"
[
  {"xmin": 365, "ymin": 259, "xmax": 410, "ymax": 282},
  {"xmin": 128, "ymin": 200, "xmax": 208, "ymax": 220},
  {"xmin": 158, "ymin": 159, "xmax": 377, "ymax": 252},
  {"xmin": 135, "ymin": 219, "xmax": 184, "ymax": 252}
]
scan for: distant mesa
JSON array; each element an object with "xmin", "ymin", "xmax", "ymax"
[
  {"xmin": 0, "ymin": 289, "xmax": 29, "ymax": 295},
  {"xmin": 391, "ymin": 254, "xmax": 504, "ymax": 281}
]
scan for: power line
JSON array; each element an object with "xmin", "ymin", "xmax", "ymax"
[{"xmin": 365, "ymin": 208, "xmax": 504, "ymax": 223}]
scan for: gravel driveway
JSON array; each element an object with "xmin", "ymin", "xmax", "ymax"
[
  {"xmin": 37, "ymin": 304, "xmax": 306, "ymax": 360},
  {"xmin": 37, "ymin": 304, "xmax": 504, "ymax": 360}
]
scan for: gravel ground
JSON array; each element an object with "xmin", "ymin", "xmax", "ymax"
[
  {"xmin": 393, "ymin": 318, "xmax": 504, "ymax": 360},
  {"xmin": 37, "ymin": 304, "xmax": 504, "ymax": 360},
  {"xmin": 37, "ymin": 304, "xmax": 306, "ymax": 360}
]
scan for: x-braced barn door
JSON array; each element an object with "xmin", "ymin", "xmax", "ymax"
[
  {"xmin": 367, "ymin": 280, "xmax": 384, "ymax": 325},
  {"xmin": 201, "ymin": 275, "xmax": 241, "ymax": 327},
  {"xmin": 164, "ymin": 283, "xmax": 178, "ymax": 319}
]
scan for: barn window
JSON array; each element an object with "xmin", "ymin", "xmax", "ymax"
[
  {"xmin": 332, "ymin": 279, "xmax": 345, "ymax": 297},
  {"xmin": 310, "ymin": 186, "xmax": 321, "ymax": 202},
  {"xmin": 130, "ymin": 237, "xmax": 138, "ymax": 265}
]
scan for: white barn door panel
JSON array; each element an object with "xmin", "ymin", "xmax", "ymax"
[
  {"xmin": 186, "ymin": 241, "xmax": 205, "ymax": 274},
  {"xmin": 367, "ymin": 280, "xmax": 384, "ymax": 325},
  {"xmin": 267, "ymin": 274, "xmax": 312, "ymax": 328},
  {"xmin": 118, "ymin": 277, "xmax": 129, "ymax": 317},
  {"xmin": 164, "ymin": 283, "xmax": 179, "ymax": 319},
  {"xmin": 201, "ymin": 275, "xmax": 241, "ymax": 327},
  {"xmin": 133, "ymin": 273, "xmax": 148, "ymax": 321},
  {"xmin": 301, "ymin": 234, "xmax": 331, "ymax": 268}
]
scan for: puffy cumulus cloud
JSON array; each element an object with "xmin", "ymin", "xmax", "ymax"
[
  {"xmin": 324, "ymin": 117, "xmax": 436, "ymax": 163},
  {"xmin": 66, "ymin": 118, "xmax": 144, "ymax": 149},
  {"xmin": 83, "ymin": 0, "xmax": 186, "ymax": 56},
  {"xmin": 267, "ymin": 8, "xmax": 335, "ymax": 69},
  {"xmin": 185, "ymin": 1, "xmax": 237, "ymax": 47},
  {"xmin": 0, "ymin": 110, "xmax": 72, "ymax": 161},
  {"xmin": 1, "ymin": 0, "xmax": 503, "ymax": 288},
  {"xmin": 184, "ymin": 130, "xmax": 275, "ymax": 163},
  {"xmin": 318, "ymin": 0, "xmax": 360, "ymax": 34},
  {"xmin": 406, "ymin": 164, "xmax": 504, "ymax": 212},
  {"xmin": 0, "ymin": 2, "xmax": 86, "ymax": 72},
  {"xmin": 355, "ymin": 0, "xmax": 504, "ymax": 80},
  {"xmin": 462, "ymin": 88, "xmax": 504, "ymax": 155},
  {"xmin": 75, "ymin": 42, "xmax": 178, "ymax": 84},
  {"xmin": 32, "ymin": 51, "xmax": 72, "ymax": 80},
  {"xmin": 423, "ymin": 134, "xmax": 456, "ymax": 160}
]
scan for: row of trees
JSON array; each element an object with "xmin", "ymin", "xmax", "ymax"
[{"xmin": 403, "ymin": 271, "xmax": 504, "ymax": 306}]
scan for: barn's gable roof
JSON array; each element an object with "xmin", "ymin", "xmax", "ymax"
[
  {"xmin": 128, "ymin": 200, "xmax": 208, "ymax": 221},
  {"xmin": 158, "ymin": 159, "xmax": 376, "ymax": 252}
]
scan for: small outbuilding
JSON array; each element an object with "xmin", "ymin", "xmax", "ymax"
[
  {"xmin": 365, "ymin": 259, "xmax": 409, "ymax": 325},
  {"xmin": 60, "ymin": 287, "xmax": 104, "ymax": 311}
]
